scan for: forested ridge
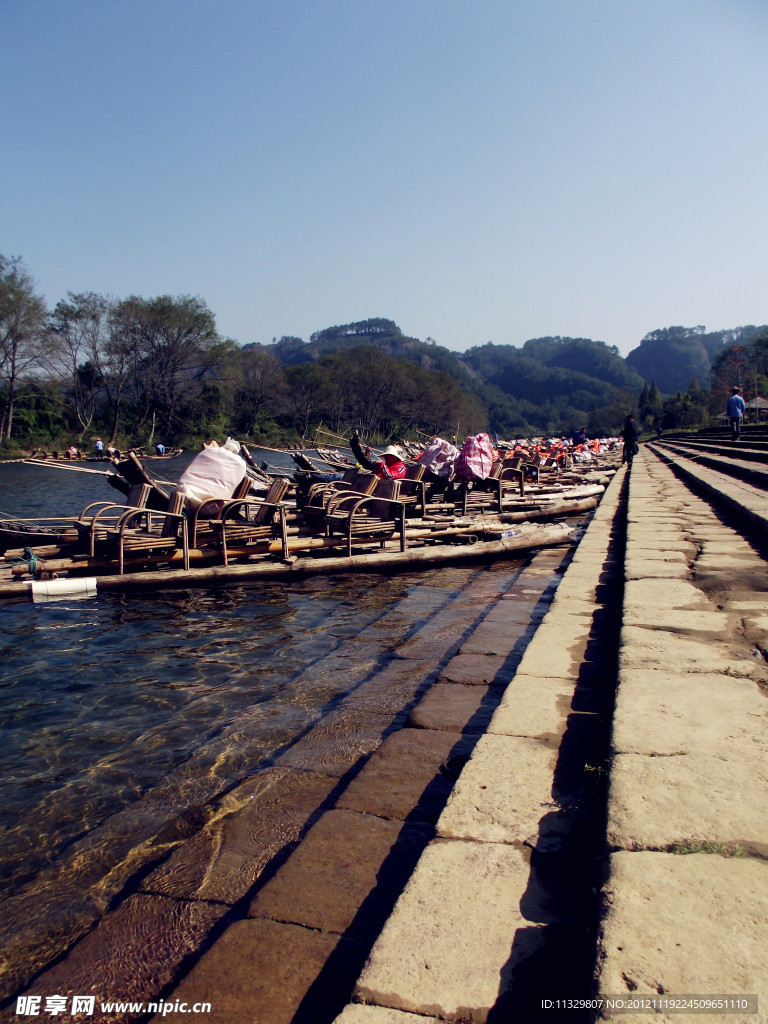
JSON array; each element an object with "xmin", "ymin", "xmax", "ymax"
[{"xmin": 1, "ymin": 255, "xmax": 766, "ymax": 453}]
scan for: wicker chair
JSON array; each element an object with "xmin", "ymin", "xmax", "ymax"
[
  {"xmin": 189, "ymin": 474, "xmax": 253, "ymax": 548},
  {"xmin": 95, "ymin": 490, "xmax": 189, "ymax": 574},
  {"xmin": 322, "ymin": 478, "xmax": 407, "ymax": 556},
  {"xmin": 211, "ymin": 477, "xmax": 291, "ymax": 564}
]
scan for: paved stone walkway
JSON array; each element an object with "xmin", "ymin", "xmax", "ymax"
[
  {"xmin": 597, "ymin": 449, "xmax": 768, "ymax": 1024},
  {"xmin": 334, "ymin": 448, "xmax": 768, "ymax": 1024},
  {"xmin": 335, "ymin": 466, "xmax": 625, "ymax": 1022}
]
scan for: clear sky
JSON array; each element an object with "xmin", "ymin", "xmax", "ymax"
[{"xmin": 2, "ymin": 0, "xmax": 766, "ymax": 356}]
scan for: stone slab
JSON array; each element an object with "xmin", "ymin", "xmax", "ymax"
[
  {"xmin": 437, "ymin": 733, "xmax": 558, "ymax": 846},
  {"xmin": 696, "ymin": 553, "xmax": 763, "ymax": 573},
  {"xmin": 621, "ymin": 606, "xmax": 730, "ymax": 633},
  {"xmin": 619, "ymin": 625, "xmax": 765, "ymax": 678},
  {"xmin": 625, "ymin": 527, "xmax": 692, "ymax": 548},
  {"xmin": 550, "ymin": 575, "xmax": 601, "ymax": 607},
  {"xmin": 153, "ymin": 917, "xmax": 360, "ymax": 1024},
  {"xmin": 248, "ymin": 809, "xmax": 432, "ymax": 937},
  {"xmin": 407, "ymin": 682, "xmax": 498, "ymax": 733},
  {"xmin": 624, "ymin": 578, "xmax": 712, "ymax": 610},
  {"xmin": 515, "ymin": 608, "xmax": 594, "ymax": 680},
  {"xmin": 0, "ymin": 889, "xmax": 103, "ymax": 1001},
  {"xmin": 339, "ymin": 658, "xmax": 435, "ymax": 716},
  {"xmin": 142, "ymin": 768, "xmax": 338, "ymax": 902},
  {"xmin": 459, "ymin": 619, "xmax": 531, "ymax": 656},
  {"xmin": 596, "ymin": 851, "xmax": 768, "ymax": 1024},
  {"xmin": 612, "ymin": 670, "xmax": 767, "ymax": 757},
  {"xmin": 744, "ymin": 616, "xmax": 768, "ymax": 648},
  {"xmin": 489, "ymin": 673, "xmax": 577, "ymax": 739},
  {"xmin": 393, "ymin": 606, "xmax": 486, "ymax": 660},
  {"xmin": 275, "ymin": 709, "xmax": 394, "ymax": 777},
  {"xmin": 624, "ymin": 557, "xmax": 690, "ymax": 580},
  {"xmin": 624, "ymin": 547, "xmax": 689, "ymax": 563},
  {"xmin": 438, "ymin": 653, "xmax": 512, "ymax": 686},
  {"xmin": 335, "ymin": 728, "xmax": 476, "ymax": 823},
  {"xmin": 607, "ymin": 751, "xmax": 768, "ymax": 849},
  {"xmin": 22, "ymin": 894, "xmax": 225, "ymax": 1019},
  {"xmin": 355, "ymin": 838, "xmax": 544, "ymax": 1022}
]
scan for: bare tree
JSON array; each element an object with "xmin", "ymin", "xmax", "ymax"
[
  {"xmin": 0, "ymin": 256, "xmax": 48, "ymax": 439},
  {"xmin": 109, "ymin": 295, "xmax": 218, "ymax": 444},
  {"xmin": 233, "ymin": 348, "xmax": 284, "ymax": 434},
  {"xmin": 45, "ymin": 292, "xmax": 109, "ymax": 441}
]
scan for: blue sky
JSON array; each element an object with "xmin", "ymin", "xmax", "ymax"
[{"xmin": 2, "ymin": 0, "xmax": 766, "ymax": 356}]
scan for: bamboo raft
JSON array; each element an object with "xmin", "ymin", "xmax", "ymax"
[
  {"xmin": 0, "ymin": 521, "xmax": 575, "ymax": 601},
  {"xmin": 0, "ymin": 442, "xmax": 620, "ymax": 602}
]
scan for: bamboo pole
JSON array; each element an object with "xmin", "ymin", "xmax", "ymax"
[
  {"xmin": 23, "ymin": 461, "xmax": 112, "ymax": 476},
  {"xmin": 0, "ymin": 522, "xmax": 574, "ymax": 598},
  {"xmin": 311, "ymin": 427, "xmax": 351, "ymax": 445},
  {"xmin": 1, "ymin": 518, "xmax": 574, "ymax": 588}
]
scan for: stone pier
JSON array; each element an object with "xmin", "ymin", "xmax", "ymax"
[{"xmin": 335, "ymin": 447, "xmax": 768, "ymax": 1024}]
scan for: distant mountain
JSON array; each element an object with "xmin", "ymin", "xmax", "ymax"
[
  {"xmin": 247, "ymin": 318, "xmax": 474, "ymax": 384},
  {"xmin": 245, "ymin": 318, "xmax": 765, "ymax": 434},
  {"xmin": 458, "ymin": 337, "xmax": 644, "ymax": 433},
  {"xmin": 626, "ymin": 325, "xmax": 767, "ymax": 393}
]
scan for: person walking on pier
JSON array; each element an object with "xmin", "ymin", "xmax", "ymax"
[
  {"xmin": 726, "ymin": 386, "xmax": 746, "ymax": 440},
  {"xmin": 621, "ymin": 414, "xmax": 639, "ymax": 467}
]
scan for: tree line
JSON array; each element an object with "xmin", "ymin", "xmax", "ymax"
[
  {"xmin": 635, "ymin": 334, "xmax": 768, "ymax": 432},
  {"xmin": 4, "ymin": 254, "xmax": 766, "ymax": 453},
  {"xmin": 0, "ymin": 256, "xmax": 483, "ymax": 452}
]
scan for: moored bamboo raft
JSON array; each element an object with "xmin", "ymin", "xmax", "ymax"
[
  {"xmin": 0, "ymin": 521, "xmax": 574, "ymax": 600},
  {"xmin": 0, "ymin": 434, "xmax": 620, "ymax": 601}
]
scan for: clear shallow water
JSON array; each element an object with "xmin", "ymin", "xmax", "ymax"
[{"xmin": 0, "ymin": 456, "xmax": 528, "ymax": 995}]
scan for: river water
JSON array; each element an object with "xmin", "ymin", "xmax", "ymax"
[{"xmin": 0, "ymin": 452, "xmax": 534, "ymax": 1001}]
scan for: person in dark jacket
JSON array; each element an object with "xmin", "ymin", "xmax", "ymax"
[
  {"xmin": 350, "ymin": 433, "xmax": 407, "ymax": 479},
  {"xmin": 621, "ymin": 415, "xmax": 640, "ymax": 467}
]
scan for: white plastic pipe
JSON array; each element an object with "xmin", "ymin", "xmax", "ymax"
[{"xmin": 31, "ymin": 577, "xmax": 98, "ymax": 603}]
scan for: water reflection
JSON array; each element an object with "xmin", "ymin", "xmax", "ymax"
[{"xmin": 0, "ymin": 455, "xmax": 531, "ymax": 1000}]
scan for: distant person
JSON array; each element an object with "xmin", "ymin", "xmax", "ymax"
[
  {"xmin": 621, "ymin": 415, "xmax": 639, "ymax": 467},
  {"xmin": 656, "ymin": 424, "xmax": 663, "ymax": 438},
  {"xmin": 572, "ymin": 427, "xmax": 587, "ymax": 446},
  {"xmin": 350, "ymin": 433, "xmax": 407, "ymax": 479},
  {"xmin": 726, "ymin": 386, "xmax": 746, "ymax": 440},
  {"xmin": 94, "ymin": 437, "xmax": 105, "ymax": 457},
  {"xmin": 155, "ymin": 443, "xmax": 166, "ymax": 455}
]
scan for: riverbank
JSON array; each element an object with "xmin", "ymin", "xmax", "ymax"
[
  {"xmin": 333, "ymin": 446, "xmax": 768, "ymax": 1024},
  {"xmin": 3, "ymin": 441, "xmax": 765, "ymax": 1024}
]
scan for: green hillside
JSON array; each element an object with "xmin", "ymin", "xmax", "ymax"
[{"xmin": 626, "ymin": 325, "xmax": 767, "ymax": 393}]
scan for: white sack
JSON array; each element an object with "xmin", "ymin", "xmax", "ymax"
[{"xmin": 176, "ymin": 446, "xmax": 245, "ymax": 509}]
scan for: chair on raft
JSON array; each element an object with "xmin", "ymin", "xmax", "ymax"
[
  {"xmin": 189, "ymin": 473, "xmax": 254, "ymax": 548},
  {"xmin": 396, "ymin": 462, "xmax": 428, "ymax": 517},
  {"xmin": 91, "ymin": 490, "xmax": 190, "ymax": 574},
  {"xmin": 321, "ymin": 477, "xmax": 407, "ymax": 556},
  {"xmin": 297, "ymin": 469, "xmax": 378, "ymax": 522},
  {"xmin": 77, "ymin": 482, "xmax": 154, "ymax": 555},
  {"xmin": 459, "ymin": 454, "xmax": 524, "ymax": 516},
  {"xmin": 499, "ymin": 455, "xmax": 526, "ymax": 497},
  {"xmin": 209, "ymin": 476, "xmax": 292, "ymax": 564}
]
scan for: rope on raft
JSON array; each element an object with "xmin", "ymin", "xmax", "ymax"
[{"xmin": 6, "ymin": 547, "xmax": 40, "ymax": 577}]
